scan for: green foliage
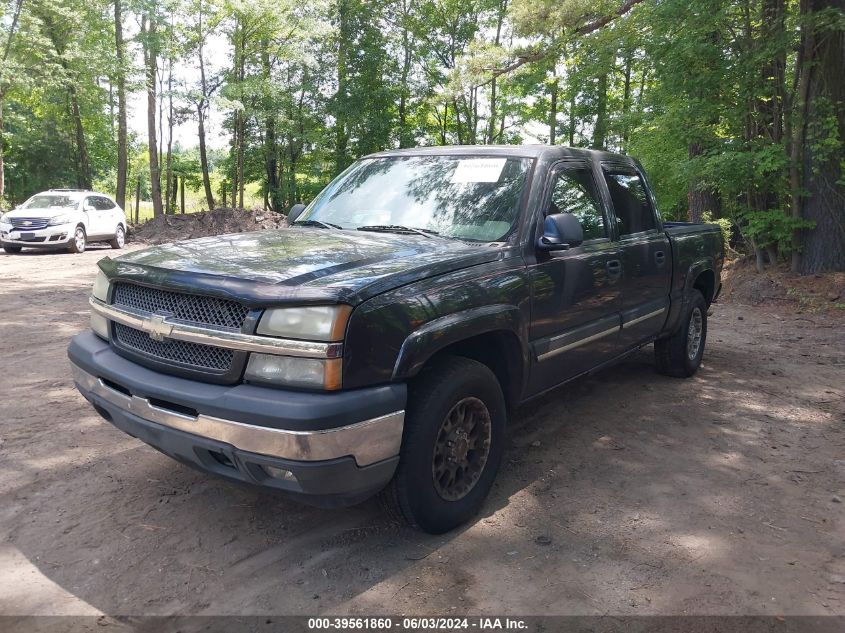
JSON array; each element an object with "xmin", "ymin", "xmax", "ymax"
[
  {"xmin": 739, "ymin": 209, "xmax": 814, "ymax": 251},
  {"xmin": 701, "ymin": 211, "xmax": 732, "ymax": 249},
  {"xmin": 0, "ymin": 0, "xmax": 842, "ymax": 272}
]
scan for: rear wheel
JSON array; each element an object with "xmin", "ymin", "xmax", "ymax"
[
  {"xmin": 2, "ymin": 245, "xmax": 22, "ymax": 254},
  {"xmin": 110, "ymin": 224, "xmax": 125, "ymax": 249},
  {"xmin": 655, "ymin": 290, "xmax": 708, "ymax": 377},
  {"xmin": 382, "ymin": 356, "xmax": 506, "ymax": 534},
  {"xmin": 68, "ymin": 226, "xmax": 86, "ymax": 254}
]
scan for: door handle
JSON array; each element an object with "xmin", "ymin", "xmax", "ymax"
[
  {"xmin": 606, "ymin": 259, "xmax": 622, "ymax": 275},
  {"xmin": 655, "ymin": 251, "xmax": 666, "ymax": 265}
]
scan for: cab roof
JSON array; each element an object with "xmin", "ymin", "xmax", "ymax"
[{"xmin": 367, "ymin": 144, "xmax": 632, "ymax": 163}]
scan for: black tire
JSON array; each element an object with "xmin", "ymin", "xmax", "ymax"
[
  {"xmin": 382, "ymin": 356, "xmax": 507, "ymax": 534},
  {"xmin": 110, "ymin": 224, "xmax": 125, "ymax": 249},
  {"xmin": 655, "ymin": 290, "xmax": 708, "ymax": 377},
  {"xmin": 2, "ymin": 245, "xmax": 22, "ymax": 254},
  {"xmin": 68, "ymin": 225, "xmax": 86, "ymax": 254}
]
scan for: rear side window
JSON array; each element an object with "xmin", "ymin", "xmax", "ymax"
[
  {"xmin": 603, "ymin": 170, "xmax": 656, "ymax": 236},
  {"xmin": 96, "ymin": 197, "xmax": 116, "ymax": 210},
  {"xmin": 547, "ymin": 168, "xmax": 607, "ymax": 241}
]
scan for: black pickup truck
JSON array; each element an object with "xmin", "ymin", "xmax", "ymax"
[{"xmin": 69, "ymin": 146, "xmax": 723, "ymax": 533}]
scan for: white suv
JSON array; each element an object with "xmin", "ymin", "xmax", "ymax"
[{"xmin": 0, "ymin": 189, "xmax": 127, "ymax": 254}]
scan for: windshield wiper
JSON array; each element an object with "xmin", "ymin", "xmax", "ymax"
[
  {"xmin": 356, "ymin": 224, "xmax": 441, "ymax": 239},
  {"xmin": 293, "ymin": 219, "xmax": 343, "ymax": 230}
]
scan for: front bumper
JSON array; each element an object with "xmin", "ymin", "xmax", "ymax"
[
  {"xmin": 0, "ymin": 222, "xmax": 73, "ymax": 247},
  {"xmin": 68, "ymin": 331, "xmax": 406, "ymax": 506}
]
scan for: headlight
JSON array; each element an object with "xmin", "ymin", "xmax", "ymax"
[
  {"xmin": 257, "ymin": 305, "xmax": 351, "ymax": 341},
  {"xmin": 48, "ymin": 214, "xmax": 72, "ymax": 226},
  {"xmin": 245, "ymin": 354, "xmax": 342, "ymax": 390},
  {"xmin": 0, "ymin": 212, "xmax": 8, "ymax": 223},
  {"xmin": 90, "ymin": 271, "xmax": 110, "ymax": 340},
  {"xmin": 90, "ymin": 312, "xmax": 110, "ymax": 340},
  {"xmin": 92, "ymin": 271, "xmax": 110, "ymax": 302}
]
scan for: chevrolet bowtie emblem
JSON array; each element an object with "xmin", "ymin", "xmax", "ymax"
[
  {"xmin": 142, "ymin": 314, "xmax": 173, "ymax": 342},
  {"xmin": 23, "ymin": 221, "xmax": 32, "ymax": 226}
]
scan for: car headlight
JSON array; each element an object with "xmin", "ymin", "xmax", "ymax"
[
  {"xmin": 48, "ymin": 214, "xmax": 72, "ymax": 226},
  {"xmin": 92, "ymin": 271, "xmax": 110, "ymax": 302},
  {"xmin": 245, "ymin": 354, "xmax": 342, "ymax": 390},
  {"xmin": 0, "ymin": 212, "xmax": 8, "ymax": 224},
  {"xmin": 90, "ymin": 271, "xmax": 110, "ymax": 340},
  {"xmin": 257, "ymin": 305, "xmax": 351, "ymax": 341}
]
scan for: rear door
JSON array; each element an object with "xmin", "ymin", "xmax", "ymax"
[
  {"xmin": 97, "ymin": 197, "xmax": 121, "ymax": 236},
  {"xmin": 527, "ymin": 161, "xmax": 624, "ymax": 394},
  {"xmin": 601, "ymin": 163, "xmax": 672, "ymax": 349}
]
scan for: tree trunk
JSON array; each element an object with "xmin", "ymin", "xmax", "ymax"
[
  {"xmin": 0, "ymin": 93, "xmax": 6, "ymax": 201},
  {"xmin": 69, "ymin": 84, "xmax": 92, "ymax": 189},
  {"xmin": 799, "ymin": 0, "xmax": 845, "ymax": 273},
  {"xmin": 196, "ymin": 0, "xmax": 215, "ymax": 211},
  {"xmin": 487, "ymin": 0, "xmax": 507, "ymax": 144},
  {"xmin": 197, "ymin": 106, "xmax": 214, "ymax": 209},
  {"xmin": 621, "ymin": 52, "xmax": 633, "ymax": 150},
  {"xmin": 134, "ymin": 177, "xmax": 141, "ymax": 224},
  {"xmin": 164, "ymin": 37, "xmax": 174, "ymax": 215},
  {"xmin": 687, "ymin": 142, "xmax": 721, "ymax": 222},
  {"xmin": 398, "ymin": 0, "xmax": 413, "ymax": 148},
  {"xmin": 548, "ymin": 69, "xmax": 558, "ymax": 145},
  {"xmin": 0, "ymin": 0, "xmax": 24, "ymax": 200},
  {"xmin": 591, "ymin": 72, "xmax": 608, "ymax": 150},
  {"xmin": 334, "ymin": 0, "xmax": 350, "ymax": 174},
  {"xmin": 142, "ymin": 14, "xmax": 163, "ymax": 218},
  {"xmin": 114, "ymin": 0, "xmax": 128, "ymax": 209},
  {"xmin": 180, "ymin": 175, "xmax": 185, "ymax": 214}
]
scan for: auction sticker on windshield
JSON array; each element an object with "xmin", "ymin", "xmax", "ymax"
[{"xmin": 451, "ymin": 158, "xmax": 507, "ymax": 183}]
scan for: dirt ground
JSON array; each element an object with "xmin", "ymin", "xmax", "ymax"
[{"xmin": 1, "ymin": 245, "xmax": 844, "ymax": 619}]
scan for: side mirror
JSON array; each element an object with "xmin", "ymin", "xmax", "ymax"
[
  {"xmin": 288, "ymin": 203, "xmax": 306, "ymax": 223},
  {"xmin": 537, "ymin": 213, "xmax": 583, "ymax": 252},
  {"xmin": 84, "ymin": 202, "xmax": 96, "ymax": 213}
]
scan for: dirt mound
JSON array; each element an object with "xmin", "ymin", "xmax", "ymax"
[
  {"xmin": 130, "ymin": 207, "xmax": 288, "ymax": 245},
  {"xmin": 722, "ymin": 256, "xmax": 845, "ymax": 313}
]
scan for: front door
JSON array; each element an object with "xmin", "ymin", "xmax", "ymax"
[
  {"xmin": 527, "ymin": 162, "xmax": 624, "ymax": 395},
  {"xmin": 82, "ymin": 196, "xmax": 103, "ymax": 236},
  {"xmin": 601, "ymin": 165, "xmax": 672, "ymax": 348}
]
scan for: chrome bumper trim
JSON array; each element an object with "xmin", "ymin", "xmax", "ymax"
[
  {"xmin": 622, "ymin": 307, "xmax": 667, "ymax": 329},
  {"xmin": 72, "ymin": 364, "xmax": 403, "ymax": 467},
  {"xmin": 537, "ymin": 325, "xmax": 620, "ymax": 361},
  {"xmin": 89, "ymin": 296, "xmax": 342, "ymax": 359}
]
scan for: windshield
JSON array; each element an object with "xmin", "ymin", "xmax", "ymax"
[
  {"xmin": 21, "ymin": 195, "xmax": 79, "ymax": 210},
  {"xmin": 299, "ymin": 156, "xmax": 532, "ymax": 242}
]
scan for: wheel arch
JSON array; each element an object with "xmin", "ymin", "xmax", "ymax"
[
  {"xmin": 392, "ymin": 305, "xmax": 529, "ymax": 410},
  {"xmin": 684, "ymin": 259, "xmax": 716, "ymax": 305}
]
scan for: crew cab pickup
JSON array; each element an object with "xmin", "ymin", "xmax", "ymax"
[{"xmin": 68, "ymin": 146, "xmax": 723, "ymax": 533}]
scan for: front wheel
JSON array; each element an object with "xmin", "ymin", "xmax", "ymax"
[
  {"xmin": 382, "ymin": 356, "xmax": 506, "ymax": 534},
  {"xmin": 2, "ymin": 245, "xmax": 22, "ymax": 254},
  {"xmin": 655, "ymin": 290, "xmax": 708, "ymax": 377},
  {"xmin": 68, "ymin": 226, "xmax": 86, "ymax": 254},
  {"xmin": 110, "ymin": 224, "xmax": 125, "ymax": 249}
]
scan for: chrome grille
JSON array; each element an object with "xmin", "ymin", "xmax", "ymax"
[
  {"xmin": 114, "ymin": 323, "xmax": 234, "ymax": 372},
  {"xmin": 10, "ymin": 217, "xmax": 50, "ymax": 230},
  {"xmin": 112, "ymin": 283, "xmax": 249, "ymax": 329},
  {"xmin": 110, "ymin": 283, "xmax": 250, "ymax": 377}
]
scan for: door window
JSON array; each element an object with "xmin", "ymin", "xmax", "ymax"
[
  {"xmin": 603, "ymin": 170, "xmax": 656, "ymax": 236},
  {"xmin": 547, "ymin": 168, "xmax": 607, "ymax": 241},
  {"xmin": 94, "ymin": 197, "xmax": 115, "ymax": 210}
]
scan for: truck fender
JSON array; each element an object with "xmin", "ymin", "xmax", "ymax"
[
  {"xmin": 683, "ymin": 258, "xmax": 716, "ymax": 298},
  {"xmin": 391, "ymin": 304, "xmax": 529, "ymax": 381},
  {"xmin": 664, "ymin": 258, "xmax": 716, "ymax": 334}
]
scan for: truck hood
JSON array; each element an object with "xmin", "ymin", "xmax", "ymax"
[{"xmin": 106, "ymin": 228, "xmax": 506, "ymax": 305}]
